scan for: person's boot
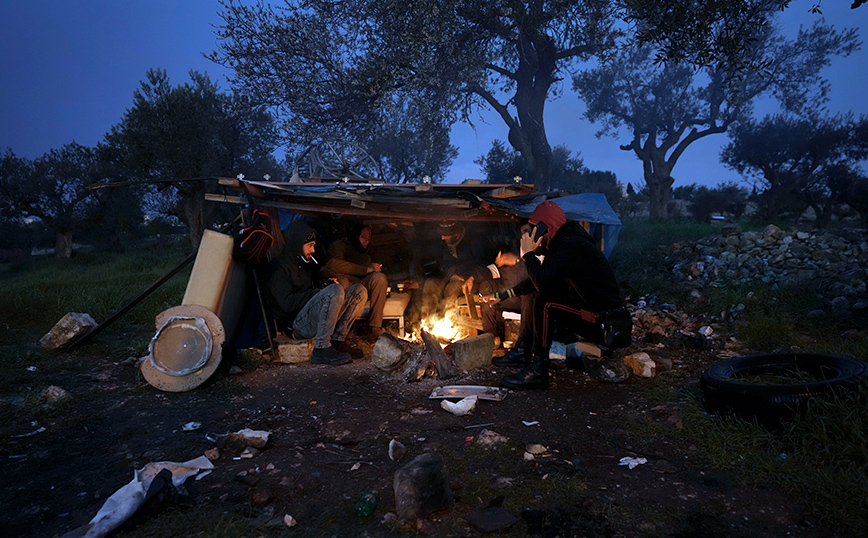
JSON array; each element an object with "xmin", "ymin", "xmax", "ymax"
[
  {"xmin": 331, "ymin": 339, "xmax": 364, "ymax": 359},
  {"xmin": 501, "ymin": 354, "xmax": 549, "ymax": 390},
  {"xmin": 493, "ymin": 338, "xmax": 532, "ymax": 367}
]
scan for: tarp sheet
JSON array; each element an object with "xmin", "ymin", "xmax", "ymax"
[{"xmin": 515, "ymin": 193, "xmax": 621, "ymax": 257}]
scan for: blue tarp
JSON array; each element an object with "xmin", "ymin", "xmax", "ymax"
[{"xmin": 516, "ymin": 193, "xmax": 622, "ymax": 257}]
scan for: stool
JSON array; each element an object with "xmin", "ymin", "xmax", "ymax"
[{"xmin": 361, "ymin": 292, "xmax": 411, "ymax": 337}]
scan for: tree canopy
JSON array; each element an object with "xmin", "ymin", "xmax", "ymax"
[
  {"xmin": 105, "ymin": 69, "xmax": 282, "ymax": 246},
  {"xmin": 573, "ymin": 20, "xmax": 860, "ymax": 221},
  {"xmin": 721, "ymin": 112, "xmax": 868, "ymax": 223},
  {"xmin": 212, "ymin": 0, "xmax": 621, "ymax": 191}
]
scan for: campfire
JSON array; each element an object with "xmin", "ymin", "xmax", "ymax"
[{"xmin": 371, "ymin": 300, "xmax": 493, "ymax": 381}]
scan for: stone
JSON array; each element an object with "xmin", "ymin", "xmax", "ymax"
[
  {"xmin": 468, "ymin": 506, "xmax": 519, "ymax": 532},
  {"xmin": 274, "ymin": 336, "xmax": 313, "ymax": 364},
  {"xmin": 476, "ymin": 429, "xmax": 509, "ymax": 446},
  {"xmin": 830, "ymin": 296, "xmax": 851, "ymax": 319},
  {"xmin": 652, "ymin": 357, "xmax": 673, "ymax": 372},
  {"xmin": 445, "ymin": 333, "xmax": 495, "ymax": 371},
  {"xmin": 45, "ymin": 385, "xmax": 71, "ymax": 403},
  {"xmin": 251, "ymin": 487, "xmax": 273, "ymax": 505},
  {"xmin": 393, "ymin": 453, "xmax": 453, "ymax": 523},
  {"xmin": 623, "ymin": 352, "xmax": 656, "ymax": 377},
  {"xmin": 40, "ymin": 312, "xmax": 97, "ymax": 351},
  {"xmin": 224, "ymin": 429, "xmax": 270, "ymax": 449},
  {"xmin": 372, "ymin": 333, "xmax": 414, "ymax": 370}
]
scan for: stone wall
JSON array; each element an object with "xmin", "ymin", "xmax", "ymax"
[{"xmin": 661, "ymin": 224, "xmax": 868, "ymax": 318}]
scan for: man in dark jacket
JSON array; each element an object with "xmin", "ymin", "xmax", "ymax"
[
  {"xmin": 489, "ymin": 201, "xmax": 632, "ymax": 389},
  {"xmin": 266, "ymin": 221, "xmax": 367, "ymax": 365},
  {"xmin": 321, "ymin": 223, "xmax": 388, "ymax": 343}
]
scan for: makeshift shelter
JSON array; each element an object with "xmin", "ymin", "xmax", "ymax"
[
  {"xmin": 206, "ymin": 178, "xmax": 622, "ymax": 257},
  {"xmin": 137, "ymin": 178, "xmax": 624, "ymax": 392}
]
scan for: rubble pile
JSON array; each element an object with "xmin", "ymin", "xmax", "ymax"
[{"xmin": 661, "ymin": 224, "xmax": 868, "ymax": 318}]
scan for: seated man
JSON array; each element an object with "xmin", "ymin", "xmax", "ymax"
[
  {"xmin": 419, "ymin": 221, "xmax": 498, "ymax": 321},
  {"xmin": 321, "ymin": 223, "xmax": 388, "ymax": 343},
  {"xmin": 476, "ymin": 251, "xmax": 530, "ymax": 347},
  {"xmin": 266, "ymin": 221, "xmax": 367, "ymax": 365},
  {"xmin": 485, "ymin": 202, "xmax": 632, "ymax": 389}
]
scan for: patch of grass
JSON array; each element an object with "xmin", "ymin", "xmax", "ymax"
[
  {"xmin": 0, "ymin": 242, "xmax": 192, "ymax": 347},
  {"xmin": 680, "ymin": 384, "xmax": 868, "ymax": 534}
]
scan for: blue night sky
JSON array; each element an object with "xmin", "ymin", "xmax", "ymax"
[{"xmin": 1, "ymin": 0, "xmax": 865, "ymax": 189}]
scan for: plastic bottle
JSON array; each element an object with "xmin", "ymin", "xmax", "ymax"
[{"xmin": 354, "ymin": 490, "xmax": 379, "ymax": 516}]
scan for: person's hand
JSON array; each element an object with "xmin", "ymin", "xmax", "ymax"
[
  {"xmin": 478, "ymin": 293, "xmax": 500, "ymax": 305},
  {"xmin": 520, "ymin": 227, "xmax": 543, "ymax": 257},
  {"xmin": 462, "ymin": 276, "xmax": 475, "ymax": 296},
  {"xmin": 495, "ymin": 251, "xmax": 520, "ymax": 267},
  {"xmin": 367, "ymin": 262, "xmax": 382, "ymax": 273}
]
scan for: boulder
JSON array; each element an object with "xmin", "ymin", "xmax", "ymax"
[
  {"xmin": 393, "ymin": 452, "xmax": 453, "ymax": 523},
  {"xmin": 40, "ymin": 312, "xmax": 97, "ymax": 351}
]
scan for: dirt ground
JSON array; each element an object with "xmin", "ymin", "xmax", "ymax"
[{"xmin": 0, "ymin": 329, "xmax": 837, "ymax": 538}]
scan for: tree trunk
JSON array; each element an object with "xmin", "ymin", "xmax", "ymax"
[
  {"xmin": 645, "ymin": 172, "xmax": 675, "ymax": 222},
  {"xmin": 184, "ymin": 187, "xmax": 208, "ymax": 248},
  {"xmin": 55, "ymin": 230, "xmax": 73, "ymax": 259}
]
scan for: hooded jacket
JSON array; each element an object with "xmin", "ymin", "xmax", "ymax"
[
  {"xmin": 514, "ymin": 202, "xmax": 623, "ymax": 313},
  {"xmin": 321, "ymin": 224, "xmax": 373, "ymax": 282},
  {"xmin": 267, "ymin": 221, "xmax": 322, "ymax": 323}
]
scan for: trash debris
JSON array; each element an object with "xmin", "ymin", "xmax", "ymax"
[
  {"xmin": 525, "ymin": 444, "xmax": 548, "ymax": 455},
  {"xmin": 522, "ymin": 420, "xmax": 539, "ymax": 427},
  {"xmin": 389, "ymin": 439, "xmax": 407, "ymax": 461},
  {"xmin": 429, "ymin": 385, "xmax": 508, "ymax": 401},
  {"xmin": 182, "ymin": 421, "xmax": 201, "ymax": 431},
  {"xmin": 475, "ymin": 429, "xmax": 509, "ymax": 446},
  {"xmin": 354, "ymin": 490, "xmax": 379, "ymax": 516},
  {"xmin": 67, "ymin": 455, "xmax": 214, "ymax": 538},
  {"xmin": 11, "ymin": 426, "xmax": 46, "ymax": 438},
  {"xmin": 523, "ymin": 452, "xmax": 535, "ymax": 461},
  {"xmin": 45, "ymin": 385, "xmax": 71, "ymax": 403},
  {"xmin": 699, "ymin": 325, "xmax": 714, "ymax": 337},
  {"xmin": 283, "ymin": 514, "xmax": 297, "ymax": 527},
  {"xmin": 619, "ymin": 456, "xmax": 647, "ymax": 469},
  {"xmin": 26, "ymin": 366, "xmax": 37, "ymax": 372},
  {"xmin": 224, "ymin": 428, "xmax": 270, "ymax": 449},
  {"xmin": 440, "ymin": 395, "xmax": 478, "ymax": 416}
]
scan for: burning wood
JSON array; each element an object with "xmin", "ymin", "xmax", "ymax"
[{"xmin": 420, "ymin": 330, "xmax": 458, "ymax": 379}]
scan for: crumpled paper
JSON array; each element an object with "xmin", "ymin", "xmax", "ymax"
[{"xmin": 618, "ymin": 456, "xmax": 647, "ymax": 469}]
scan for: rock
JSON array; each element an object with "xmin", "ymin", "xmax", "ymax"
[
  {"xmin": 40, "ymin": 312, "xmax": 97, "ymax": 351},
  {"xmin": 274, "ymin": 337, "xmax": 314, "ymax": 364},
  {"xmin": 623, "ymin": 352, "xmax": 656, "ymax": 377},
  {"xmin": 372, "ymin": 333, "xmax": 414, "ymax": 370},
  {"xmin": 251, "ymin": 487, "xmax": 273, "ymax": 505},
  {"xmin": 652, "ymin": 357, "xmax": 673, "ymax": 372},
  {"xmin": 393, "ymin": 453, "xmax": 453, "ymax": 523},
  {"xmin": 444, "ymin": 333, "xmax": 495, "ymax": 371},
  {"xmin": 389, "ymin": 439, "xmax": 407, "ymax": 461},
  {"xmin": 830, "ymin": 296, "xmax": 851, "ymax": 319},
  {"xmin": 205, "ymin": 448, "xmax": 220, "ymax": 461},
  {"xmin": 44, "ymin": 385, "xmax": 71, "ymax": 403}
]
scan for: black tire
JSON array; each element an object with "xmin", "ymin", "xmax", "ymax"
[{"xmin": 700, "ymin": 353, "xmax": 868, "ymax": 425}]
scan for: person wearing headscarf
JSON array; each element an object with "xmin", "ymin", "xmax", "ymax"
[
  {"xmin": 266, "ymin": 221, "xmax": 367, "ymax": 365},
  {"xmin": 486, "ymin": 201, "xmax": 632, "ymax": 389},
  {"xmin": 322, "ymin": 223, "xmax": 389, "ymax": 344}
]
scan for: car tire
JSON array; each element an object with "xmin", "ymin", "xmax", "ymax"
[{"xmin": 700, "ymin": 353, "xmax": 868, "ymax": 425}]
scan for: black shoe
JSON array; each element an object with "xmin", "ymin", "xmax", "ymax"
[
  {"xmin": 493, "ymin": 339, "xmax": 532, "ymax": 367},
  {"xmin": 501, "ymin": 357, "xmax": 549, "ymax": 390},
  {"xmin": 331, "ymin": 339, "xmax": 364, "ymax": 359},
  {"xmin": 311, "ymin": 346, "xmax": 352, "ymax": 365}
]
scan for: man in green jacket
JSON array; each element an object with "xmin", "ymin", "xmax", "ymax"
[{"xmin": 322, "ymin": 223, "xmax": 388, "ymax": 342}]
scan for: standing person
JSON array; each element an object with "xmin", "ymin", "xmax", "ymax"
[
  {"xmin": 266, "ymin": 221, "xmax": 367, "ymax": 365},
  {"xmin": 486, "ymin": 201, "xmax": 632, "ymax": 389},
  {"xmin": 322, "ymin": 223, "xmax": 389, "ymax": 343}
]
